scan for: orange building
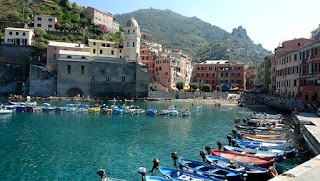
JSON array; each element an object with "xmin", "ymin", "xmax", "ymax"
[
  {"xmin": 193, "ymin": 60, "xmax": 244, "ymax": 91},
  {"xmin": 140, "ymin": 44, "xmax": 155, "ymax": 74}
]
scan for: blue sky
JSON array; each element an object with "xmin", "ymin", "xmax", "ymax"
[{"xmin": 70, "ymin": 0, "xmax": 320, "ymax": 51}]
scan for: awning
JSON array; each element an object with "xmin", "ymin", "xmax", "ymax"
[{"xmin": 307, "ymin": 75, "xmax": 320, "ymax": 81}]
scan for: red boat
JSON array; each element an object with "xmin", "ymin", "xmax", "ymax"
[{"xmin": 212, "ymin": 150, "xmax": 277, "ymax": 168}]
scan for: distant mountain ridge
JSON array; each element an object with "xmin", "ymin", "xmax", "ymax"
[{"xmin": 115, "ymin": 8, "xmax": 272, "ymax": 64}]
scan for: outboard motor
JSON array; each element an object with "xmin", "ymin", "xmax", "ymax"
[
  {"xmin": 97, "ymin": 169, "xmax": 106, "ymax": 180},
  {"xmin": 150, "ymin": 158, "xmax": 160, "ymax": 173},
  {"xmin": 242, "ymin": 118, "xmax": 247, "ymax": 124},
  {"xmin": 231, "ymin": 140, "xmax": 236, "ymax": 147},
  {"xmin": 138, "ymin": 167, "xmax": 147, "ymax": 181},
  {"xmin": 227, "ymin": 135, "xmax": 232, "ymax": 146},
  {"xmin": 205, "ymin": 146, "xmax": 211, "ymax": 155},
  {"xmin": 231, "ymin": 128, "xmax": 238, "ymax": 137},
  {"xmin": 200, "ymin": 150, "xmax": 207, "ymax": 162},
  {"xmin": 217, "ymin": 142, "xmax": 222, "ymax": 151},
  {"xmin": 171, "ymin": 152, "xmax": 179, "ymax": 166}
]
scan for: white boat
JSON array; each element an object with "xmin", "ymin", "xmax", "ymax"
[
  {"xmin": 0, "ymin": 109, "xmax": 13, "ymax": 114},
  {"xmin": 181, "ymin": 111, "xmax": 191, "ymax": 116},
  {"xmin": 42, "ymin": 103, "xmax": 55, "ymax": 112},
  {"xmin": 169, "ymin": 110, "xmax": 179, "ymax": 116}
]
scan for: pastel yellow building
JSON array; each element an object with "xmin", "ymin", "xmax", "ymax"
[{"xmin": 88, "ymin": 39, "xmax": 123, "ymax": 58}]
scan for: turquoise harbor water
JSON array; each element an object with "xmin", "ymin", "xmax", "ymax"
[{"xmin": 0, "ymin": 101, "xmax": 299, "ymax": 180}]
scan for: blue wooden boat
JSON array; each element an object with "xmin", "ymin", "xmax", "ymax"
[
  {"xmin": 178, "ymin": 158, "xmax": 243, "ymax": 181},
  {"xmin": 147, "ymin": 108, "xmax": 157, "ymax": 116},
  {"xmin": 145, "ymin": 176, "xmax": 171, "ymax": 181},
  {"xmin": 233, "ymin": 138, "xmax": 291, "ymax": 149},
  {"xmin": 205, "ymin": 155, "xmax": 274, "ymax": 179},
  {"xmin": 223, "ymin": 146, "xmax": 284, "ymax": 163},
  {"xmin": 113, "ymin": 108, "xmax": 123, "ymax": 115},
  {"xmin": 159, "ymin": 167, "xmax": 222, "ymax": 181},
  {"xmin": 15, "ymin": 105, "xmax": 26, "ymax": 112},
  {"xmin": 237, "ymin": 142, "xmax": 297, "ymax": 158}
]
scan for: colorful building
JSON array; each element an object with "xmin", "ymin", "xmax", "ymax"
[
  {"xmin": 298, "ymin": 41, "xmax": 320, "ymax": 105},
  {"xmin": 83, "ymin": 7, "xmax": 119, "ymax": 32},
  {"xmin": 88, "ymin": 39, "xmax": 123, "ymax": 58},
  {"xmin": 193, "ymin": 60, "xmax": 244, "ymax": 91}
]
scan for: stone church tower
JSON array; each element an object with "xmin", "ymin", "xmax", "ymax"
[{"xmin": 123, "ymin": 17, "xmax": 141, "ymax": 62}]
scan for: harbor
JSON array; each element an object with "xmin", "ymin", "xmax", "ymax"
[
  {"xmin": 0, "ymin": 95, "xmax": 316, "ymax": 180},
  {"xmin": 270, "ymin": 113, "xmax": 320, "ymax": 181}
]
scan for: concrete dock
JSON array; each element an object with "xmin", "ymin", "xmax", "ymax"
[{"xmin": 270, "ymin": 113, "xmax": 320, "ymax": 181}]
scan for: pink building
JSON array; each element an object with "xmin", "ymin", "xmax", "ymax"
[
  {"xmin": 154, "ymin": 55, "xmax": 188, "ymax": 91},
  {"xmin": 274, "ymin": 38, "xmax": 315, "ymax": 96},
  {"xmin": 47, "ymin": 41, "xmax": 89, "ymax": 71}
]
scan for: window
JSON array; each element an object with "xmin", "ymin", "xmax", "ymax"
[
  {"xmin": 226, "ymin": 73, "xmax": 229, "ymax": 77},
  {"xmin": 48, "ymin": 18, "xmax": 53, "ymax": 22},
  {"xmin": 100, "ymin": 50, "xmax": 103, "ymax": 54},
  {"xmin": 238, "ymin": 73, "xmax": 240, "ymax": 76},
  {"xmin": 16, "ymin": 32, "xmax": 19, "ymax": 35},
  {"xmin": 212, "ymin": 80, "xmax": 215, "ymax": 84},
  {"xmin": 122, "ymin": 75, "xmax": 126, "ymax": 82},
  {"xmin": 221, "ymin": 73, "xmax": 223, "ymax": 77},
  {"xmin": 93, "ymin": 42, "xmax": 96, "ymax": 45},
  {"xmin": 37, "ymin": 17, "xmax": 41, "ymax": 21},
  {"xmin": 9, "ymin": 31, "xmax": 12, "ymax": 35},
  {"xmin": 81, "ymin": 66, "xmax": 84, "ymax": 74},
  {"xmin": 212, "ymin": 73, "xmax": 215, "ymax": 77},
  {"xmin": 22, "ymin": 32, "xmax": 26, "ymax": 36},
  {"xmin": 111, "ymin": 50, "xmax": 114, "ymax": 55},
  {"xmin": 294, "ymin": 54, "xmax": 297, "ymax": 61},
  {"xmin": 165, "ymin": 72, "xmax": 168, "ymax": 75},
  {"xmin": 81, "ymin": 56, "xmax": 86, "ymax": 59},
  {"xmin": 232, "ymin": 73, "xmax": 234, "ymax": 77},
  {"xmin": 294, "ymin": 80, "xmax": 297, "ymax": 86},
  {"xmin": 107, "ymin": 44, "xmax": 110, "ymax": 47},
  {"xmin": 67, "ymin": 65, "xmax": 71, "ymax": 74},
  {"xmin": 120, "ymin": 49, "xmax": 122, "ymax": 53},
  {"xmin": 37, "ymin": 24, "xmax": 41, "ymax": 27},
  {"xmin": 127, "ymin": 42, "xmax": 129, "ymax": 47},
  {"xmin": 127, "ymin": 30, "xmax": 130, "ymax": 34},
  {"xmin": 93, "ymin": 49, "xmax": 96, "ymax": 53},
  {"xmin": 206, "ymin": 73, "xmax": 209, "ymax": 77},
  {"xmin": 297, "ymin": 42, "xmax": 301, "ymax": 46},
  {"xmin": 106, "ymin": 75, "xmax": 110, "ymax": 82},
  {"xmin": 53, "ymin": 54, "xmax": 56, "ymax": 59},
  {"xmin": 48, "ymin": 25, "xmax": 52, "ymax": 28},
  {"xmin": 133, "ymin": 30, "xmax": 135, "ymax": 33},
  {"xmin": 133, "ymin": 42, "xmax": 135, "ymax": 47}
]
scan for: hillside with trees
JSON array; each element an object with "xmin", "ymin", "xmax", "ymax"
[
  {"xmin": 0, "ymin": 0, "xmax": 122, "ymax": 48},
  {"xmin": 115, "ymin": 9, "xmax": 272, "ymax": 64}
]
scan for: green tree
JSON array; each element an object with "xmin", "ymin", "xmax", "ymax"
[
  {"xmin": 190, "ymin": 83, "xmax": 199, "ymax": 91},
  {"xmin": 201, "ymin": 84, "xmax": 212, "ymax": 92},
  {"xmin": 176, "ymin": 82, "xmax": 184, "ymax": 90}
]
